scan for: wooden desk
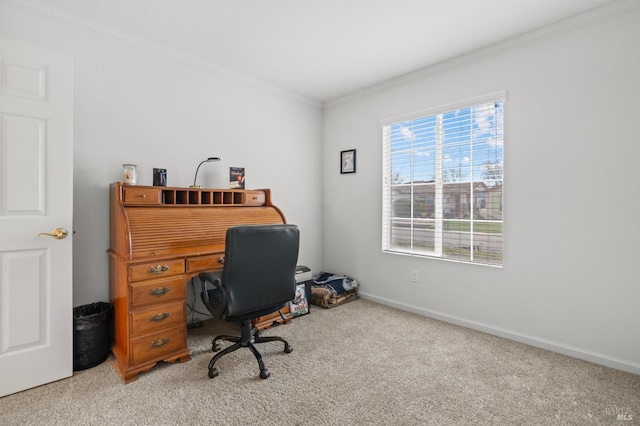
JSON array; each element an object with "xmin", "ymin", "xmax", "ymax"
[{"xmin": 108, "ymin": 182, "xmax": 288, "ymax": 383}]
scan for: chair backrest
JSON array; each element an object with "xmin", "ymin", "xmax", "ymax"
[{"xmin": 222, "ymin": 224, "xmax": 300, "ymax": 318}]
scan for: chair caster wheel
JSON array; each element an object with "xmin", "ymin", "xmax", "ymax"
[
  {"xmin": 259, "ymin": 369, "xmax": 270, "ymax": 379},
  {"xmin": 208, "ymin": 368, "xmax": 219, "ymax": 378},
  {"xmin": 284, "ymin": 344, "xmax": 293, "ymax": 353}
]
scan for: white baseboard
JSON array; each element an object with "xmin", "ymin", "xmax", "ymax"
[{"xmin": 358, "ymin": 292, "xmax": 640, "ymax": 376}]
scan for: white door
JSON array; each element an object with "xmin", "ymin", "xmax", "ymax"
[{"xmin": 0, "ymin": 36, "xmax": 73, "ymax": 397}]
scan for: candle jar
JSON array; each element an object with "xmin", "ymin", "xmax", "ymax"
[{"xmin": 122, "ymin": 164, "xmax": 137, "ymax": 185}]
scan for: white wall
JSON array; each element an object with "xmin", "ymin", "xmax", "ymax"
[
  {"xmin": 322, "ymin": 7, "xmax": 640, "ymax": 374},
  {"xmin": 0, "ymin": 3, "xmax": 324, "ymax": 307}
]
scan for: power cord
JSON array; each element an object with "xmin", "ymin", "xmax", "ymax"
[{"xmin": 186, "ymin": 276, "xmax": 212, "ymax": 329}]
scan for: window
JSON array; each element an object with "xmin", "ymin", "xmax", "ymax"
[{"xmin": 382, "ymin": 92, "xmax": 504, "ymax": 266}]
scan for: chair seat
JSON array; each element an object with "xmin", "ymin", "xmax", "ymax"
[
  {"xmin": 206, "ymin": 289, "xmax": 287, "ymax": 322},
  {"xmin": 227, "ymin": 303, "xmax": 288, "ymax": 322}
]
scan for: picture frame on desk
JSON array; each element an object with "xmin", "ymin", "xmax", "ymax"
[
  {"xmin": 229, "ymin": 167, "xmax": 245, "ymax": 189},
  {"xmin": 290, "ymin": 283, "xmax": 310, "ymax": 317}
]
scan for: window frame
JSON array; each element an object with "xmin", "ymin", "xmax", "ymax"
[{"xmin": 381, "ymin": 91, "xmax": 505, "ymax": 267}]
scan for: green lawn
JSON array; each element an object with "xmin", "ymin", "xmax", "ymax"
[
  {"xmin": 395, "ymin": 220, "xmax": 502, "ymax": 234},
  {"xmin": 443, "ymin": 221, "xmax": 502, "ymax": 233}
]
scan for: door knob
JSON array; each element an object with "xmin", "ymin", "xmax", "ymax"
[{"xmin": 37, "ymin": 228, "xmax": 68, "ymax": 240}]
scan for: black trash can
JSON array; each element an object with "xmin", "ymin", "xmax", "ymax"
[{"xmin": 73, "ymin": 302, "xmax": 113, "ymax": 371}]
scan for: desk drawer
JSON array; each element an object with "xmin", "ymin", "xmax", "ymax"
[
  {"xmin": 186, "ymin": 254, "xmax": 224, "ymax": 273},
  {"xmin": 129, "ymin": 259, "xmax": 185, "ymax": 282},
  {"xmin": 244, "ymin": 190, "xmax": 265, "ymax": 206},
  {"xmin": 131, "ymin": 302, "xmax": 185, "ymax": 336},
  {"xmin": 123, "ymin": 187, "xmax": 160, "ymax": 205},
  {"xmin": 130, "ymin": 276, "xmax": 185, "ymax": 309},
  {"xmin": 131, "ymin": 326, "xmax": 186, "ymax": 365}
]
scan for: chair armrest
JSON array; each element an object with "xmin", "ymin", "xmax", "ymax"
[
  {"xmin": 199, "ymin": 270, "xmax": 220, "ymax": 289},
  {"xmin": 199, "ymin": 272, "xmax": 227, "ymax": 318}
]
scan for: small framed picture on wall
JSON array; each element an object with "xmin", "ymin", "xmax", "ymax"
[{"xmin": 340, "ymin": 149, "xmax": 356, "ymax": 174}]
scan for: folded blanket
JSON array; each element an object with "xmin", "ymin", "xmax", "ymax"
[
  {"xmin": 310, "ymin": 287, "xmax": 358, "ymax": 309},
  {"xmin": 312, "ymin": 272, "xmax": 359, "ymax": 297}
]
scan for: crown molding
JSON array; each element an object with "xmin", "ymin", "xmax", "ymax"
[
  {"xmin": 0, "ymin": 0, "xmax": 322, "ymax": 109},
  {"xmin": 325, "ymin": 0, "xmax": 640, "ymax": 108}
]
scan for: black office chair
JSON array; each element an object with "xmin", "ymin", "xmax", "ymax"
[{"xmin": 199, "ymin": 224, "xmax": 300, "ymax": 379}]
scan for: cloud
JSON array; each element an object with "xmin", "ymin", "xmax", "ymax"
[
  {"xmin": 400, "ymin": 126, "xmax": 414, "ymax": 141},
  {"xmin": 486, "ymin": 137, "xmax": 503, "ymax": 147},
  {"xmin": 474, "ymin": 103, "xmax": 500, "ymax": 133}
]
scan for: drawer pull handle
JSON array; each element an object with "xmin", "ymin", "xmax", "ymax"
[
  {"xmin": 151, "ymin": 338, "xmax": 169, "ymax": 348},
  {"xmin": 149, "ymin": 287, "xmax": 170, "ymax": 296},
  {"xmin": 218, "ymin": 257, "xmax": 225, "ymax": 264},
  {"xmin": 139, "ymin": 194, "xmax": 147, "ymax": 198},
  {"xmin": 150, "ymin": 312, "xmax": 170, "ymax": 322},
  {"xmin": 149, "ymin": 264, "xmax": 169, "ymax": 274}
]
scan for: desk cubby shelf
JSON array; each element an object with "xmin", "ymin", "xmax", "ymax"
[
  {"xmin": 121, "ymin": 185, "xmax": 266, "ymax": 207},
  {"xmin": 162, "ymin": 189, "xmax": 244, "ymax": 205}
]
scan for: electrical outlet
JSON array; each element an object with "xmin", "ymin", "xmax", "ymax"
[{"xmin": 411, "ymin": 269, "xmax": 419, "ymax": 282}]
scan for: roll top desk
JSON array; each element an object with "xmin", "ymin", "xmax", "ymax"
[{"xmin": 108, "ymin": 182, "xmax": 287, "ymax": 383}]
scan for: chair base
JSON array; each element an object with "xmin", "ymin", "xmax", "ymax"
[{"xmin": 207, "ymin": 319, "xmax": 292, "ymax": 379}]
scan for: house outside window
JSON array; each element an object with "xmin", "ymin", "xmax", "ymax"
[{"xmin": 381, "ymin": 92, "xmax": 504, "ymax": 266}]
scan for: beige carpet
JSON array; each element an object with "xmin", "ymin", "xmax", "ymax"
[{"xmin": 1, "ymin": 298, "xmax": 638, "ymax": 425}]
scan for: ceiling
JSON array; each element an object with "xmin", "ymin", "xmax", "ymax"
[{"xmin": 34, "ymin": 0, "xmax": 618, "ymax": 102}]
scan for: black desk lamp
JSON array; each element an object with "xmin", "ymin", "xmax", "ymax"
[{"xmin": 191, "ymin": 157, "xmax": 221, "ymax": 188}]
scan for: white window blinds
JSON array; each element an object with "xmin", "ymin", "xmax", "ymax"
[{"xmin": 382, "ymin": 92, "xmax": 505, "ymax": 266}]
